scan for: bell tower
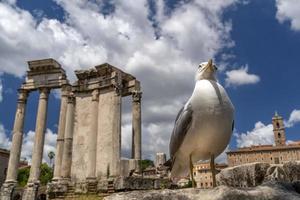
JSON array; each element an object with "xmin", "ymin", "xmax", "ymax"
[{"xmin": 272, "ymin": 111, "xmax": 286, "ymax": 146}]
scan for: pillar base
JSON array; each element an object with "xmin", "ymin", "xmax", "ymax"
[
  {"xmin": 22, "ymin": 182, "xmax": 39, "ymax": 200},
  {"xmin": 0, "ymin": 181, "xmax": 17, "ymax": 200},
  {"xmin": 86, "ymin": 177, "xmax": 98, "ymax": 193}
]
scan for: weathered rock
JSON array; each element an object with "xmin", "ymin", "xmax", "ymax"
[
  {"xmin": 264, "ymin": 165, "xmax": 288, "ymax": 182},
  {"xmin": 103, "ymin": 182, "xmax": 300, "ymax": 200},
  {"xmin": 216, "ymin": 162, "xmax": 270, "ymax": 187},
  {"xmin": 114, "ymin": 176, "xmax": 172, "ymax": 191},
  {"xmin": 283, "ymin": 161, "xmax": 300, "ymax": 182}
]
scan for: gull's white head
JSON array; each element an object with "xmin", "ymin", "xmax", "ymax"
[{"xmin": 195, "ymin": 59, "xmax": 218, "ymax": 81}]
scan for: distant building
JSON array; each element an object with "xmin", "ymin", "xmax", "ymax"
[
  {"xmin": 227, "ymin": 112, "xmax": 300, "ymax": 167},
  {"xmin": 0, "ymin": 148, "xmax": 29, "ymax": 187},
  {"xmin": 155, "ymin": 152, "xmax": 166, "ymax": 168},
  {"xmin": 143, "ymin": 152, "xmax": 169, "ymax": 178},
  {"xmin": 0, "ymin": 148, "xmax": 9, "ymax": 187},
  {"xmin": 193, "ymin": 162, "xmax": 227, "ymax": 189}
]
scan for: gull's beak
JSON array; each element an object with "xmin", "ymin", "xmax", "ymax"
[{"xmin": 205, "ymin": 59, "xmax": 214, "ymax": 72}]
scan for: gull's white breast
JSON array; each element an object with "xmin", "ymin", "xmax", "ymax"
[{"xmin": 172, "ymin": 80, "xmax": 234, "ymax": 177}]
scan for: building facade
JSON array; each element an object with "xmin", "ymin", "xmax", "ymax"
[
  {"xmin": 227, "ymin": 113, "xmax": 300, "ymax": 167},
  {"xmin": 0, "ymin": 149, "xmax": 9, "ymax": 188},
  {"xmin": 193, "ymin": 162, "xmax": 227, "ymax": 189}
]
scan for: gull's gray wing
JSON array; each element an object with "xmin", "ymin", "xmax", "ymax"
[{"xmin": 169, "ymin": 103, "xmax": 193, "ymax": 160}]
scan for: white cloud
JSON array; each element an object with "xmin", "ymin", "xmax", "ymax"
[
  {"xmin": 276, "ymin": 0, "xmax": 300, "ymax": 31},
  {"xmin": 225, "ymin": 65, "xmax": 260, "ymax": 87},
  {"xmin": 236, "ymin": 121, "xmax": 274, "ymax": 148},
  {"xmin": 20, "ymin": 129, "xmax": 57, "ymax": 164},
  {"xmin": 216, "ymin": 145, "xmax": 230, "ymax": 164},
  {"xmin": 0, "ymin": 124, "xmax": 11, "ymax": 149},
  {"xmin": 236, "ymin": 110, "xmax": 300, "ymax": 148},
  {"xmin": 0, "ymin": 0, "xmax": 241, "ymax": 160},
  {"xmin": 285, "ymin": 109, "xmax": 300, "ymax": 127}
]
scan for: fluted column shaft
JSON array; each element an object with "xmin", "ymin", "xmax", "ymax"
[
  {"xmin": 87, "ymin": 89, "xmax": 99, "ymax": 179},
  {"xmin": 53, "ymin": 85, "xmax": 70, "ymax": 180},
  {"xmin": 132, "ymin": 91, "xmax": 142, "ymax": 160},
  {"xmin": 61, "ymin": 94, "xmax": 75, "ymax": 179},
  {"xmin": 28, "ymin": 88, "xmax": 49, "ymax": 183},
  {"xmin": 5, "ymin": 89, "xmax": 28, "ymax": 183}
]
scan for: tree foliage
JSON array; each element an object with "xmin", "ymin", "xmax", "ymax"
[
  {"xmin": 39, "ymin": 163, "xmax": 53, "ymax": 185},
  {"xmin": 17, "ymin": 163, "xmax": 53, "ymax": 187},
  {"xmin": 140, "ymin": 159, "xmax": 154, "ymax": 171},
  {"xmin": 17, "ymin": 167, "xmax": 30, "ymax": 187}
]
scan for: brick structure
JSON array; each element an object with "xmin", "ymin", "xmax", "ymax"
[
  {"xmin": 193, "ymin": 162, "xmax": 227, "ymax": 189},
  {"xmin": 227, "ymin": 112, "xmax": 300, "ymax": 167},
  {"xmin": 0, "ymin": 149, "xmax": 9, "ymax": 188}
]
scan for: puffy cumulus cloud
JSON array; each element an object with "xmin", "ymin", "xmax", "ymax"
[
  {"xmin": 21, "ymin": 129, "xmax": 57, "ymax": 164},
  {"xmin": 216, "ymin": 145, "xmax": 230, "ymax": 164},
  {"xmin": 225, "ymin": 65, "xmax": 260, "ymax": 87},
  {"xmin": 235, "ymin": 121, "xmax": 274, "ymax": 148},
  {"xmin": 276, "ymin": 0, "xmax": 300, "ymax": 31},
  {"xmin": 236, "ymin": 110, "xmax": 300, "ymax": 148},
  {"xmin": 0, "ymin": 0, "xmax": 241, "ymax": 160},
  {"xmin": 0, "ymin": 124, "xmax": 11, "ymax": 149},
  {"xmin": 285, "ymin": 109, "xmax": 300, "ymax": 127}
]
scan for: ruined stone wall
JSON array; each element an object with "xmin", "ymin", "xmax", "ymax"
[
  {"xmin": 96, "ymin": 90, "xmax": 121, "ymax": 178},
  {"xmin": 0, "ymin": 152, "xmax": 9, "ymax": 187},
  {"xmin": 71, "ymin": 93, "xmax": 93, "ymax": 181}
]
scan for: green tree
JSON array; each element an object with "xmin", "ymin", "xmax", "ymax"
[
  {"xmin": 17, "ymin": 167, "xmax": 30, "ymax": 187},
  {"xmin": 17, "ymin": 163, "xmax": 53, "ymax": 187},
  {"xmin": 39, "ymin": 163, "xmax": 53, "ymax": 185},
  {"xmin": 140, "ymin": 159, "xmax": 154, "ymax": 171}
]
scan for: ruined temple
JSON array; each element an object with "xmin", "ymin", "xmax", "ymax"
[{"xmin": 0, "ymin": 58, "xmax": 142, "ymax": 200}]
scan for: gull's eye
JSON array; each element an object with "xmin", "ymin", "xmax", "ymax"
[{"xmin": 198, "ymin": 65, "xmax": 202, "ymax": 69}]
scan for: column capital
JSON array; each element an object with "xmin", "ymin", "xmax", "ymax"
[
  {"xmin": 67, "ymin": 93, "xmax": 76, "ymax": 104},
  {"xmin": 38, "ymin": 87, "xmax": 50, "ymax": 100},
  {"xmin": 132, "ymin": 90, "xmax": 142, "ymax": 103},
  {"xmin": 91, "ymin": 89, "xmax": 99, "ymax": 102},
  {"xmin": 17, "ymin": 89, "xmax": 29, "ymax": 103},
  {"xmin": 61, "ymin": 84, "xmax": 72, "ymax": 98}
]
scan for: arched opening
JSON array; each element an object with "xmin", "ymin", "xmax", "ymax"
[{"xmin": 276, "ymin": 122, "xmax": 280, "ymax": 128}]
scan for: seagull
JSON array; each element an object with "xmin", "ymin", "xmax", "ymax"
[{"xmin": 169, "ymin": 59, "xmax": 234, "ymax": 187}]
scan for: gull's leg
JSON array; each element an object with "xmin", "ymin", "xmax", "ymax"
[
  {"xmin": 210, "ymin": 154, "xmax": 216, "ymax": 187},
  {"xmin": 189, "ymin": 154, "xmax": 196, "ymax": 188}
]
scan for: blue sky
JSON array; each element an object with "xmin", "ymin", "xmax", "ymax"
[{"xmin": 0, "ymin": 0, "xmax": 300, "ymax": 163}]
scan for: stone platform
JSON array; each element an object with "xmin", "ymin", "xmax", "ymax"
[{"xmin": 104, "ymin": 182, "xmax": 300, "ymax": 200}]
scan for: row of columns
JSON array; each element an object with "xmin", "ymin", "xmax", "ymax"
[
  {"xmin": 52, "ymin": 85, "xmax": 76, "ymax": 181},
  {"xmin": 3, "ymin": 86, "xmax": 142, "ymax": 188},
  {"xmin": 3, "ymin": 85, "xmax": 76, "ymax": 188}
]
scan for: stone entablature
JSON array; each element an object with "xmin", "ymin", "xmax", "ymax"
[{"xmin": 22, "ymin": 58, "xmax": 68, "ymax": 91}]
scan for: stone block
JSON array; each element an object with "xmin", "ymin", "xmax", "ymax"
[
  {"xmin": 283, "ymin": 161, "xmax": 300, "ymax": 182},
  {"xmin": 216, "ymin": 162, "xmax": 270, "ymax": 187}
]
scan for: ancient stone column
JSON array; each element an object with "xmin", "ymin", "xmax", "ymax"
[
  {"xmin": 61, "ymin": 94, "xmax": 75, "ymax": 180},
  {"xmin": 87, "ymin": 89, "xmax": 99, "ymax": 180},
  {"xmin": 4, "ymin": 89, "xmax": 28, "ymax": 183},
  {"xmin": 28, "ymin": 88, "xmax": 49, "ymax": 184},
  {"xmin": 132, "ymin": 91, "xmax": 142, "ymax": 160},
  {"xmin": 53, "ymin": 85, "xmax": 70, "ymax": 181}
]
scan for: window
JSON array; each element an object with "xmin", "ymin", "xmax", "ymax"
[
  {"xmin": 278, "ymin": 133, "xmax": 281, "ymax": 138},
  {"xmin": 276, "ymin": 122, "xmax": 280, "ymax": 128}
]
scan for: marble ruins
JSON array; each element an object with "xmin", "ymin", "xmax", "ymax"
[{"xmin": 0, "ymin": 58, "xmax": 142, "ymax": 200}]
